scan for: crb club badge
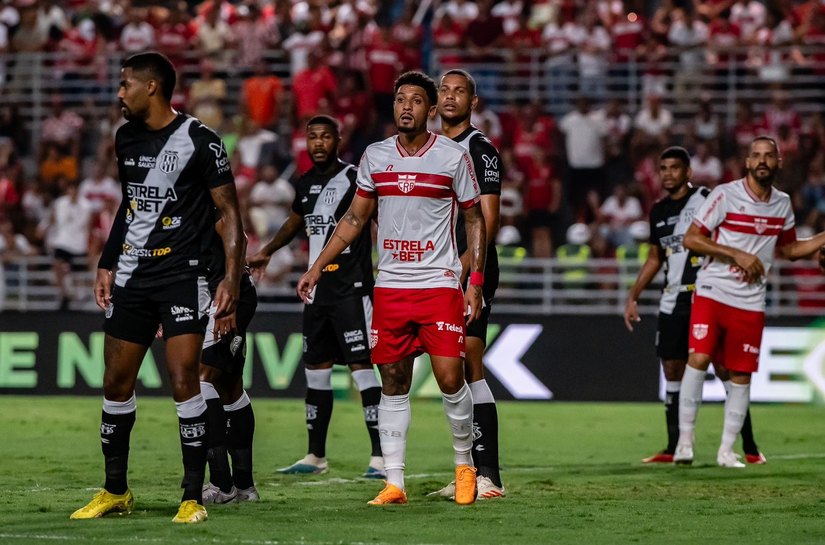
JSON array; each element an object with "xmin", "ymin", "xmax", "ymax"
[
  {"xmin": 692, "ymin": 324, "xmax": 709, "ymax": 340},
  {"xmin": 397, "ymin": 174, "xmax": 416, "ymax": 193}
]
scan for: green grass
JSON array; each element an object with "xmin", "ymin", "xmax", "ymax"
[{"xmin": 1, "ymin": 396, "xmax": 824, "ymax": 545}]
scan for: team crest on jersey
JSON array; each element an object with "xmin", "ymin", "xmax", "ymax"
[
  {"xmin": 398, "ymin": 174, "xmax": 416, "ymax": 193},
  {"xmin": 754, "ymin": 217, "xmax": 768, "ymax": 234},
  {"xmin": 323, "ymin": 188, "xmax": 336, "ymax": 205},
  {"xmin": 158, "ymin": 151, "xmax": 179, "ymax": 173},
  {"xmin": 692, "ymin": 324, "xmax": 708, "ymax": 340}
]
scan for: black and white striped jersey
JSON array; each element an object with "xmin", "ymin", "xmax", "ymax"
[
  {"xmin": 649, "ymin": 186, "xmax": 710, "ymax": 315},
  {"xmin": 104, "ymin": 114, "xmax": 235, "ymax": 289},
  {"xmin": 451, "ymin": 126, "xmax": 501, "ymax": 291},
  {"xmin": 292, "ymin": 160, "xmax": 373, "ymax": 303}
]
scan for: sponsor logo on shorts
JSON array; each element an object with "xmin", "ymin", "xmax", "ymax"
[
  {"xmin": 171, "ymin": 305, "xmax": 194, "ymax": 322},
  {"xmin": 124, "ymin": 157, "xmax": 135, "ymax": 166},
  {"xmin": 351, "ymin": 344, "xmax": 366, "ymax": 351},
  {"xmin": 344, "ymin": 329, "xmax": 364, "ymax": 343},
  {"xmin": 229, "ymin": 335, "xmax": 243, "ymax": 356},
  {"xmin": 692, "ymin": 324, "xmax": 708, "ymax": 340},
  {"xmin": 179, "ymin": 423, "xmax": 206, "ymax": 439},
  {"xmin": 105, "ymin": 303, "xmax": 113, "ymax": 319},
  {"xmin": 436, "ymin": 321, "xmax": 463, "ymax": 333},
  {"xmin": 369, "ymin": 328, "xmax": 378, "ymax": 349},
  {"xmin": 742, "ymin": 343, "xmax": 760, "ymax": 354}
]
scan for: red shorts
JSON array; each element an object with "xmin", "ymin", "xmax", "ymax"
[
  {"xmin": 370, "ymin": 287, "xmax": 466, "ymax": 364},
  {"xmin": 688, "ymin": 295, "xmax": 765, "ymax": 373}
]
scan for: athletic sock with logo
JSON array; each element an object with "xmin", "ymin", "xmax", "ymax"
[
  {"xmin": 442, "ymin": 382, "xmax": 474, "ymax": 467},
  {"xmin": 225, "ymin": 391, "xmax": 255, "ymax": 490},
  {"xmin": 176, "ymin": 394, "xmax": 208, "ymax": 503},
  {"xmin": 720, "ymin": 381, "xmax": 751, "ymax": 453},
  {"xmin": 352, "ymin": 369, "xmax": 382, "ymax": 457},
  {"xmin": 378, "ymin": 393, "xmax": 410, "ymax": 490},
  {"xmin": 724, "ymin": 380, "xmax": 759, "ymax": 454},
  {"xmin": 201, "ymin": 381, "xmax": 232, "ymax": 493},
  {"xmin": 305, "ymin": 368, "xmax": 333, "ymax": 458},
  {"xmin": 101, "ymin": 395, "xmax": 136, "ymax": 495},
  {"xmin": 678, "ymin": 365, "xmax": 705, "ymax": 445},
  {"xmin": 665, "ymin": 381, "xmax": 681, "ymax": 453},
  {"xmin": 469, "ymin": 379, "xmax": 502, "ymax": 487}
]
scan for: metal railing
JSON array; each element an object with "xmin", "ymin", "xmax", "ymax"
[{"xmin": 4, "ymin": 254, "xmax": 824, "ymax": 316}]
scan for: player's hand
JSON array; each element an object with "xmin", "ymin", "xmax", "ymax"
[
  {"xmin": 247, "ymin": 251, "xmax": 271, "ymax": 273},
  {"xmin": 624, "ymin": 299, "xmax": 640, "ymax": 332},
  {"xmin": 465, "ymin": 284, "xmax": 483, "ymax": 325},
  {"xmin": 213, "ymin": 278, "xmax": 239, "ymax": 319},
  {"xmin": 733, "ymin": 251, "xmax": 765, "ymax": 283},
  {"xmin": 94, "ymin": 268, "xmax": 113, "ymax": 310},
  {"xmin": 214, "ymin": 311, "xmax": 237, "ymax": 340},
  {"xmin": 296, "ymin": 266, "xmax": 321, "ymax": 303}
]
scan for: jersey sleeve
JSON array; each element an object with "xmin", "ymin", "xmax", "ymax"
[
  {"xmin": 778, "ymin": 202, "xmax": 797, "ymax": 247},
  {"xmin": 693, "ymin": 186, "xmax": 726, "ymax": 235},
  {"xmin": 192, "ymin": 124, "xmax": 235, "ymax": 189},
  {"xmin": 454, "ymin": 151, "xmax": 481, "ymax": 209},
  {"xmin": 468, "ymin": 135, "xmax": 501, "ymax": 196},
  {"xmin": 355, "ymin": 150, "xmax": 376, "ymax": 199}
]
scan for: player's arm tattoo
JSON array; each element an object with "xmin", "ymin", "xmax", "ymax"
[{"xmin": 462, "ymin": 204, "xmax": 487, "ymax": 278}]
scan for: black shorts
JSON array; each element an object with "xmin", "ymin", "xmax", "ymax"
[
  {"xmin": 54, "ymin": 249, "xmax": 87, "ymax": 271},
  {"xmin": 303, "ymin": 294, "xmax": 372, "ymax": 365},
  {"xmin": 201, "ymin": 276, "xmax": 258, "ymax": 374},
  {"xmin": 656, "ymin": 311, "xmax": 690, "ymax": 361},
  {"xmin": 104, "ymin": 276, "xmax": 211, "ymax": 346}
]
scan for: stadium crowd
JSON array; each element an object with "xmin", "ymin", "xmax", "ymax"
[{"xmin": 2, "ymin": 0, "xmax": 825, "ymax": 306}]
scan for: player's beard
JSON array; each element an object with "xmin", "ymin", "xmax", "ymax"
[{"xmin": 750, "ymin": 164, "xmax": 777, "ymax": 187}]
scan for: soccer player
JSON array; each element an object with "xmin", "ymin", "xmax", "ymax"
[
  {"xmin": 624, "ymin": 146, "xmax": 764, "ymax": 464},
  {"xmin": 247, "ymin": 115, "xmax": 384, "ymax": 478},
  {"xmin": 71, "ymin": 52, "xmax": 243, "ymax": 523},
  {"xmin": 431, "ymin": 69, "xmax": 505, "ymax": 499},
  {"xmin": 200, "ymin": 218, "xmax": 260, "ymax": 504},
  {"xmin": 675, "ymin": 136, "xmax": 825, "ymax": 467},
  {"xmin": 296, "ymin": 71, "xmax": 487, "ymax": 506}
]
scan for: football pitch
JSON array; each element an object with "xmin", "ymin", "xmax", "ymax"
[{"xmin": 1, "ymin": 396, "xmax": 823, "ymax": 545}]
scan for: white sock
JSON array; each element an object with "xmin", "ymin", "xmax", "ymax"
[
  {"xmin": 666, "ymin": 380, "xmax": 681, "ymax": 393},
  {"xmin": 305, "ymin": 368, "xmax": 333, "ymax": 390},
  {"xmin": 469, "ymin": 379, "xmax": 495, "ymax": 404},
  {"xmin": 442, "ymin": 382, "xmax": 474, "ymax": 466},
  {"xmin": 175, "ymin": 394, "xmax": 207, "ymax": 419},
  {"xmin": 378, "ymin": 393, "xmax": 409, "ymax": 490},
  {"xmin": 678, "ymin": 366, "xmax": 705, "ymax": 445},
  {"xmin": 720, "ymin": 382, "xmax": 750, "ymax": 452},
  {"xmin": 351, "ymin": 368, "xmax": 380, "ymax": 391}
]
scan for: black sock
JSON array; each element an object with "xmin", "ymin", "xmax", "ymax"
[
  {"xmin": 740, "ymin": 409, "xmax": 759, "ymax": 454},
  {"xmin": 227, "ymin": 403, "xmax": 255, "ymax": 490},
  {"xmin": 472, "ymin": 402, "xmax": 502, "ymax": 488},
  {"xmin": 204, "ymin": 397, "xmax": 233, "ymax": 492},
  {"xmin": 360, "ymin": 386, "xmax": 382, "ymax": 457},
  {"xmin": 101, "ymin": 410, "xmax": 135, "ymax": 495},
  {"xmin": 665, "ymin": 390, "xmax": 680, "ymax": 453},
  {"xmin": 306, "ymin": 388, "xmax": 333, "ymax": 458},
  {"xmin": 178, "ymin": 413, "xmax": 208, "ymax": 503}
]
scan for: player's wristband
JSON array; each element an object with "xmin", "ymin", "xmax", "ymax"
[{"xmin": 469, "ymin": 272, "xmax": 484, "ymax": 287}]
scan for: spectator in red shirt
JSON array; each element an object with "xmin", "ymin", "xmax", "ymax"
[
  {"xmin": 524, "ymin": 151, "xmax": 562, "ymax": 258},
  {"xmin": 292, "ymin": 49, "xmax": 337, "ymax": 123},
  {"xmin": 242, "ymin": 60, "xmax": 284, "ymax": 129}
]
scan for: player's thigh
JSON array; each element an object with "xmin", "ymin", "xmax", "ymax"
[
  {"xmin": 158, "ymin": 276, "xmax": 211, "ymax": 341},
  {"xmin": 330, "ymin": 294, "xmax": 372, "ymax": 365},
  {"xmin": 720, "ymin": 306, "xmax": 764, "ymax": 374},
  {"xmin": 656, "ymin": 311, "xmax": 690, "ymax": 380},
  {"xmin": 687, "ymin": 295, "xmax": 722, "ymax": 361},
  {"xmin": 430, "ymin": 355, "xmax": 465, "ymax": 394}
]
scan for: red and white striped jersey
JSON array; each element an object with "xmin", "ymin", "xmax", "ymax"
[
  {"xmin": 693, "ymin": 178, "xmax": 796, "ymax": 311},
  {"xmin": 356, "ymin": 132, "xmax": 481, "ymax": 289}
]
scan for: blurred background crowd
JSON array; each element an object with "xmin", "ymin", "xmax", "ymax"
[{"xmin": 2, "ymin": 0, "xmax": 825, "ymax": 309}]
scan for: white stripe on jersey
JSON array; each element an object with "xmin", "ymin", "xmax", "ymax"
[
  {"xmin": 693, "ymin": 178, "xmax": 795, "ymax": 311},
  {"xmin": 356, "ymin": 133, "xmax": 480, "ymax": 289}
]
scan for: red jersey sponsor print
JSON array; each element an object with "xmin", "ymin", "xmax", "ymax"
[
  {"xmin": 692, "ymin": 178, "xmax": 795, "ymax": 311},
  {"xmin": 356, "ymin": 133, "xmax": 480, "ymax": 289}
]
